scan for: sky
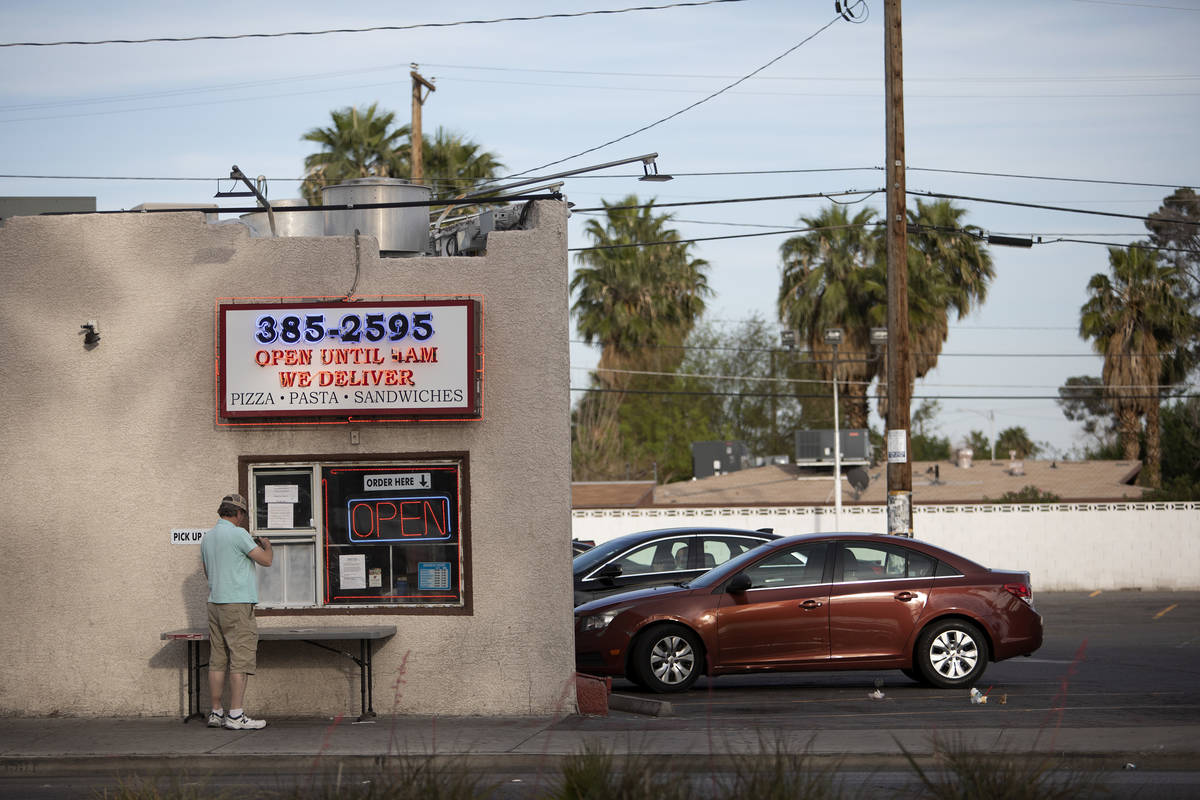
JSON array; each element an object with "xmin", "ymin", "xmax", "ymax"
[{"xmin": 2, "ymin": 0, "xmax": 1198, "ymax": 459}]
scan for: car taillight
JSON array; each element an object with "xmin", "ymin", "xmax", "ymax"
[{"xmin": 1004, "ymin": 583, "xmax": 1032, "ymax": 603}]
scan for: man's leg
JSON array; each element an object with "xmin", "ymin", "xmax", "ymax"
[
  {"xmin": 229, "ymin": 671, "xmax": 248, "ymax": 711},
  {"xmin": 209, "ymin": 669, "xmax": 226, "ymax": 710}
]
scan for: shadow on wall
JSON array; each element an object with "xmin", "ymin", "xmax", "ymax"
[{"xmin": 182, "ymin": 567, "xmax": 208, "ymax": 627}]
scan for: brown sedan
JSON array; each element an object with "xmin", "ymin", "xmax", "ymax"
[{"xmin": 575, "ymin": 533, "xmax": 1043, "ymax": 692}]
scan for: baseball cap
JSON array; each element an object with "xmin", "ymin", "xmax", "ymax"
[{"xmin": 222, "ymin": 493, "xmax": 249, "ymax": 512}]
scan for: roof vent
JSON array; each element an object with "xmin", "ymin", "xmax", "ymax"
[{"xmin": 322, "ymin": 178, "xmax": 432, "ymax": 256}]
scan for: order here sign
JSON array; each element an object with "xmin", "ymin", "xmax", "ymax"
[{"xmin": 218, "ymin": 298, "xmax": 481, "ymax": 421}]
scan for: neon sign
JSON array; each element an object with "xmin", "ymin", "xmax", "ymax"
[
  {"xmin": 347, "ymin": 496, "xmax": 452, "ymax": 543},
  {"xmin": 217, "ymin": 298, "xmax": 481, "ymax": 421}
]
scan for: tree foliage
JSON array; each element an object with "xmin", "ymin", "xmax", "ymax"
[
  {"xmin": 1080, "ymin": 245, "xmax": 1195, "ymax": 486},
  {"xmin": 1145, "ymin": 187, "xmax": 1200, "ymax": 306},
  {"xmin": 299, "ymin": 105, "xmax": 502, "ymax": 204},
  {"xmin": 989, "ymin": 485, "xmax": 1062, "ymax": 504},
  {"xmin": 910, "ymin": 400, "xmax": 951, "ymax": 461},
  {"xmin": 777, "ymin": 200, "xmax": 993, "ymax": 430},
  {"xmin": 571, "ymin": 197, "xmax": 711, "ymax": 481},
  {"xmin": 995, "ymin": 426, "xmax": 1041, "ymax": 459},
  {"xmin": 1056, "ymin": 375, "xmax": 1118, "ymax": 455},
  {"xmin": 962, "ymin": 430, "xmax": 991, "ymax": 459},
  {"xmin": 300, "ymin": 103, "xmax": 409, "ymax": 204}
]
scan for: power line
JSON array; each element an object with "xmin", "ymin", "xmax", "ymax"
[
  {"xmin": 488, "ymin": 13, "xmax": 844, "ymax": 184},
  {"xmin": 425, "ymin": 61, "xmax": 1200, "ymax": 84},
  {"xmin": 571, "ymin": 189, "xmax": 883, "ymax": 213},
  {"xmin": 907, "ymin": 167, "xmax": 1197, "ymax": 191},
  {"xmin": 3, "ymin": 166, "xmax": 1193, "ymax": 192},
  {"xmin": 910, "ymin": 189, "xmax": 1200, "ymax": 227},
  {"xmin": 0, "ymin": 1, "xmax": 745, "ymax": 48},
  {"xmin": 1067, "ymin": 0, "xmax": 1200, "ymax": 10},
  {"xmin": 570, "ymin": 386, "xmax": 1200, "ymax": 400},
  {"xmin": 573, "ymin": 365, "xmax": 1195, "ymax": 392}
]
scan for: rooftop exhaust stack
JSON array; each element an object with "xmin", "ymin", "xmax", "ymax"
[{"xmin": 322, "ymin": 178, "xmax": 431, "ymax": 257}]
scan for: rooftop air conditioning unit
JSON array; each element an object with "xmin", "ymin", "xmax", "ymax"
[{"xmin": 794, "ymin": 429, "xmax": 870, "ymax": 466}]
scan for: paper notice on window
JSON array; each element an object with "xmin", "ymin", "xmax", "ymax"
[
  {"xmin": 340, "ymin": 554, "xmax": 367, "ymax": 590},
  {"xmin": 264, "ymin": 484, "xmax": 299, "ymax": 504},
  {"xmin": 266, "ymin": 503, "xmax": 294, "ymax": 529}
]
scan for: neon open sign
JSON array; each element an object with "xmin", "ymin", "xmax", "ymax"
[{"xmin": 347, "ymin": 496, "xmax": 452, "ymax": 543}]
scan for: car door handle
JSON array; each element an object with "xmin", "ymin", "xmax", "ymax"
[
  {"xmin": 799, "ymin": 599, "xmax": 823, "ymax": 609},
  {"xmin": 895, "ymin": 591, "xmax": 918, "ymax": 602}
]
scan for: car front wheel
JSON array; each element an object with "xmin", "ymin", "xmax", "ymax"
[
  {"xmin": 630, "ymin": 624, "xmax": 703, "ymax": 693},
  {"xmin": 916, "ymin": 619, "xmax": 989, "ymax": 689}
]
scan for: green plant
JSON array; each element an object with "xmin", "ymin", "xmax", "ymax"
[
  {"xmin": 716, "ymin": 735, "xmax": 848, "ymax": 800},
  {"xmin": 279, "ymin": 758, "xmax": 496, "ymax": 799},
  {"xmin": 95, "ymin": 774, "xmax": 230, "ymax": 800},
  {"xmin": 988, "ymin": 485, "xmax": 1061, "ymax": 504},
  {"xmin": 899, "ymin": 733, "xmax": 1108, "ymax": 799},
  {"xmin": 548, "ymin": 741, "xmax": 691, "ymax": 800}
]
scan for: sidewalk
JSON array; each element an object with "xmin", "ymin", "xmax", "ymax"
[{"xmin": 3, "ymin": 702, "xmax": 1199, "ymax": 778}]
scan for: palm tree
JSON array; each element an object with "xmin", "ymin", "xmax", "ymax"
[
  {"xmin": 301, "ymin": 111, "xmax": 503, "ymax": 204},
  {"xmin": 777, "ymin": 205, "xmax": 885, "ymax": 429},
  {"xmin": 777, "ymin": 201, "xmax": 995, "ymax": 429},
  {"xmin": 300, "ymin": 103, "xmax": 410, "ymax": 204},
  {"xmin": 876, "ymin": 199, "xmax": 994, "ymax": 418},
  {"xmin": 571, "ymin": 195, "xmax": 711, "ymax": 383},
  {"xmin": 570, "ymin": 196, "xmax": 710, "ymax": 480},
  {"xmin": 411, "ymin": 128, "xmax": 505, "ymax": 196},
  {"xmin": 1080, "ymin": 245, "xmax": 1195, "ymax": 487}
]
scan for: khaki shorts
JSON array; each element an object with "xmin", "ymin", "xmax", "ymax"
[{"xmin": 207, "ymin": 603, "xmax": 258, "ymax": 674}]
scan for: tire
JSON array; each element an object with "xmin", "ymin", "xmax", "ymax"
[
  {"xmin": 915, "ymin": 619, "xmax": 989, "ymax": 689},
  {"xmin": 630, "ymin": 624, "xmax": 703, "ymax": 693}
]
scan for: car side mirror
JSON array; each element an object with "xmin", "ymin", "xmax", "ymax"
[
  {"xmin": 727, "ymin": 573, "xmax": 751, "ymax": 593},
  {"xmin": 598, "ymin": 563, "xmax": 622, "ymax": 580}
]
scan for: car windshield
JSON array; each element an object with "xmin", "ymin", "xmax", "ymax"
[
  {"xmin": 686, "ymin": 537, "xmax": 780, "ymax": 588},
  {"xmin": 573, "ymin": 532, "xmax": 655, "ymax": 574}
]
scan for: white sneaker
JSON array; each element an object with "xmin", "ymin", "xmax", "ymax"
[
  {"xmin": 223, "ymin": 713, "xmax": 266, "ymax": 730},
  {"xmin": 206, "ymin": 711, "xmax": 224, "ymax": 728}
]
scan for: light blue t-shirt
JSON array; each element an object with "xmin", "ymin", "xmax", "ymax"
[{"xmin": 201, "ymin": 518, "xmax": 259, "ymax": 604}]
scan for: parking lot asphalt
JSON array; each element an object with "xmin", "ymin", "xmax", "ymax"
[{"xmin": 2, "ymin": 591, "xmax": 1197, "ymax": 783}]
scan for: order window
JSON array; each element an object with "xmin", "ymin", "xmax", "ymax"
[{"xmin": 246, "ymin": 456, "xmax": 468, "ymax": 611}]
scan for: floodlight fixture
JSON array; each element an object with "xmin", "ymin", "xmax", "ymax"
[
  {"xmin": 823, "ymin": 328, "xmax": 844, "ymax": 346},
  {"xmin": 638, "ymin": 155, "xmax": 673, "ymax": 182}
]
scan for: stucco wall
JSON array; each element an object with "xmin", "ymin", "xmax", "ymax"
[
  {"xmin": 0, "ymin": 203, "xmax": 575, "ymax": 717},
  {"xmin": 571, "ymin": 503, "xmax": 1200, "ymax": 591}
]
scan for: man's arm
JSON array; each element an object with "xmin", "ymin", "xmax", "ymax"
[{"xmin": 249, "ymin": 536, "xmax": 273, "ymax": 567}]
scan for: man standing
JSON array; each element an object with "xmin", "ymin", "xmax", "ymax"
[{"xmin": 201, "ymin": 492, "xmax": 272, "ymax": 730}]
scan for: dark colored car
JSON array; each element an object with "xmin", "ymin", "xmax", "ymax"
[
  {"xmin": 572, "ymin": 527, "xmax": 779, "ymax": 607},
  {"xmin": 575, "ymin": 532, "xmax": 1042, "ymax": 692},
  {"xmin": 572, "ymin": 538, "xmax": 596, "ymax": 556}
]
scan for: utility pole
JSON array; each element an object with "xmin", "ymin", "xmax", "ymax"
[
  {"xmin": 410, "ymin": 66, "xmax": 436, "ymax": 185},
  {"xmin": 884, "ymin": 0, "xmax": 913, "ymax": 537}
]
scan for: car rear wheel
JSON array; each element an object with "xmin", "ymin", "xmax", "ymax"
[
  {"xmin": 916, "ymin": 619, "xmax": 989, "ymax": 689},
  {"xmin": 631, "ymin": 624, "xmax": 703, "ymax": 693}
]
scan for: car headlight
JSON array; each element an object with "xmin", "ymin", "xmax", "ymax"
[{"xmin": 578, "ymin": 610, "xmax": 620, "ymax": 632}]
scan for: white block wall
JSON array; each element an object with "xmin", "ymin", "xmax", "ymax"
[{"xmin": 572, "ymin": 503, "xmax": 1200, "ymax": 591}]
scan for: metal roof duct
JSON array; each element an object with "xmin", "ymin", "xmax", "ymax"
[
  {"xmin": 239, "ymin": 199, "xmax": 324, "ymax": 238},
  {"xmin": 322, "ymin": 177, "xmax": 432, "ymax": 256}
]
